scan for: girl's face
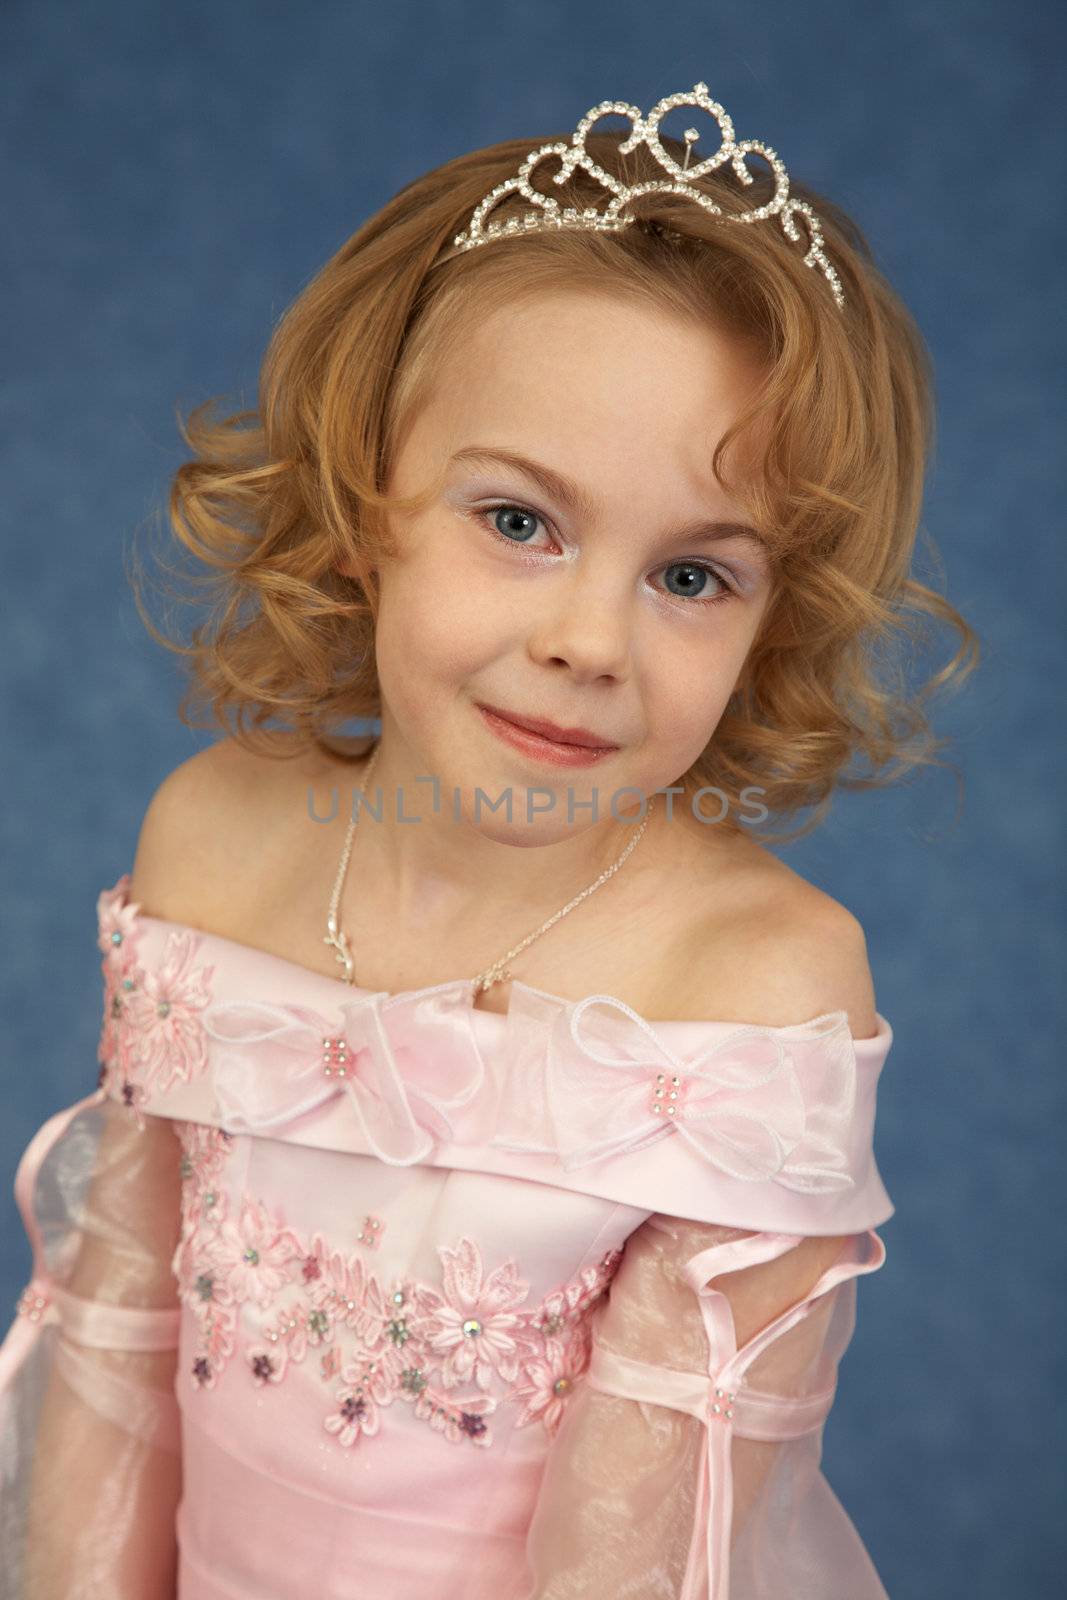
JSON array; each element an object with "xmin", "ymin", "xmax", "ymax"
[{"xmin": 367, "ymin": 288, "xmax": 775, "ymax": 844}]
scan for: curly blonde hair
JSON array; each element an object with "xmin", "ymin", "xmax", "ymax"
[{"xmin": 130, "ymin": 127, "xmax": 979, "ymax": 846}]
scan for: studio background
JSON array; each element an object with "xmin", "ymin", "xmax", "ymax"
[{"xmin": 2, "ymin": 3, "xmax": 1062, "ymax": 1595}]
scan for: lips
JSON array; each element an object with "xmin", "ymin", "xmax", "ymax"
[{"xmin": 475, "ymin": 702, "xmax": 618, "ymax": 751}]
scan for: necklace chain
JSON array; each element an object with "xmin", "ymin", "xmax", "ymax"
[{"xmin": 323, "ymin": 737, "xmax": 655, "ymax": 994}]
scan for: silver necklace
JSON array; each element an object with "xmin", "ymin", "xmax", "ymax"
[{"xmin": 323, "ymin": 737, "xmax": 656, "ymax": 994}]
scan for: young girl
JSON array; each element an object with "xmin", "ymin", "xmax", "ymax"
[{"xmin": 0, "ymin": 82, "xmax": 976, "ymax": 1599}]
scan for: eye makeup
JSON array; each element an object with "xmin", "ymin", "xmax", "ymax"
[{"xmin": 445, "ymin": 479, "xmax": 767, "ymax": 606}]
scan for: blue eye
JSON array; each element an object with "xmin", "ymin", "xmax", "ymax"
[
  {"xmin": 659, "ymin": 560, "xmax": 732, "ymax": 604},
  {"xmin": 472, "ymin": 501, "xmax": 738, "ymax": 607},
  {"xmin": 485, "ymin": 504, "xmax": 547, "ymax": 544}
]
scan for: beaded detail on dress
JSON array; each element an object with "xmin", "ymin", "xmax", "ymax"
[{"xmin": 172, "ymin": 1112, "xmax": 622, "ymax": 1448}]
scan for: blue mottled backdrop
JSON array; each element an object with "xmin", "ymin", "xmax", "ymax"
[{"xmin": 2, "ymin": 1, "xmax": 1063, "ymax": 1594}]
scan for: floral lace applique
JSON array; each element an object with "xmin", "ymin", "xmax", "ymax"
[
  {"xmin": 171, "ymin": 1120, "xmax": 623, "ymax": 1449},
  {"xmin": 96, "ymin": 877, "xmax": 215, "ymax": 1124}
]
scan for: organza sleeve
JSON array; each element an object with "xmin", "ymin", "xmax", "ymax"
[
  {"xmin": 521, "ymin": 1213, "xmax": 888, "ymax": 1600},
  {"xmin": 0, "ymin": 1086, "xmax": 185, "ymax": 1599}
]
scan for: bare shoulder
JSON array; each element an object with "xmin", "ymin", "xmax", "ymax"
[
  {"xmin": 685, "ymin": 844, "xmax": 879, "ymax": 1040},
  {"xmin": 127, "ymin": 731, "xmax": 358, "ymax": 927},
  {"xmin": 754, "ymin": 878, "xmax": 878, "ymax": 1040}
]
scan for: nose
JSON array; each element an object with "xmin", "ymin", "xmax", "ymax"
[{"xmin": 525, "ymin": 564, "xmax": 634, "ymax": 681}]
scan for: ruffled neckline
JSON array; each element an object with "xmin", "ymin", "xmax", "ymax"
[{"xmin": 95, "ymin": 872, "xmax": 896, "ymax": 1220}]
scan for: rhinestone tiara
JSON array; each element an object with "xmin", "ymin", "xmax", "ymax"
[{"xmin": 451, "ymin": 81, "xmax": 845, "ymax": 311}]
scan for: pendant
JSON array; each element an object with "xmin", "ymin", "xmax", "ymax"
[{"xmin": 324, "ymin": 916, "xmax": 355, "ymax": 983}]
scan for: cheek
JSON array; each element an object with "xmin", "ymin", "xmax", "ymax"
[
  {"xmin": 643, "ymin": 635, "xmax": 748, "ymax": 755},
  {"xmin": 373, "ymin": 550, "xmax": 502, "ymax": 689}
]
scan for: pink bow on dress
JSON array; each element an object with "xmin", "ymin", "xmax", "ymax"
[
  {"xmin": 490, "ymin": 984, "xmax": 857, "ymax": 1191},
  {"xmin": 202, "ymin": 983, "xmax": 487, "ymax": 1165}
]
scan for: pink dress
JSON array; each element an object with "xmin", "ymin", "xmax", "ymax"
[{"xmin": 0, "ymin": 873, "xmax": 896, "ymax": 1598}]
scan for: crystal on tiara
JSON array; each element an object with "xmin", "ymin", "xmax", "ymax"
[{"xmin": 451, "ymin": 81, "xmax": 845, "ymax": 311}]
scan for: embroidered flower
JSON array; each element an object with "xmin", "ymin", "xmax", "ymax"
[
  {"xmin": 419, "ymin": 1237, "xmax": 531, "ymax": 1392},
  {"xmin": 97, "ymin": 876, "xmax": 143, "ymax": 967},
  {"xmin": 527, "ymin": 1259, "xmax": 616, "ymax": 1360},
  {"xmin": 123, "ymin": 930, "xmax": 214, "ymax": 1096},
  {"xmin": 324, "ymin": 1350, "xmax": 396, "ymax": 1445},
  {"xmin": 512, "ymin": 1318, "xmax": 595, "ymax": 1436},
  {"xmin": 95, "ymin": 880, "xmax": 147, "ymax": 1088},
  {"xmin": 175, "ymin": 1226, "xmax": 236, "ymax": 1317},
  {"xmin": 187, "ymin": 1300, "xmax": 238, "ymax": 1391},
  {"xmin": 310, "ymin": 1243, "xmax": 379, "ymax": 1341},
  {"xmin": 206, "ymin": 1195, "xmax": 303, "ymax": 1308},
  {"xmin": 296, "ymin": 1233, "xmax": 341, "ymax": 1298},
  {"xmin": 246, "ymin": 1343, "xmax": 288, "ymax": 1387},
  {"xmin": 412, "ymin": 1382, "xmax": 496, "ymax": 1448},
  {"xmin": 174, "ymin": 1122, "xmax": 232, "ymax": 1234},
  {"xmin": 177, "ymin": 1121, "xmax": 232, "ymax": 1189},
  {"xmin": 97, "ymin": 961, "xmax": 143, "ymax": 1080},
  {"xmin": 252, "ymin": 1295, "xmax": 337, "ymax": 1383}
]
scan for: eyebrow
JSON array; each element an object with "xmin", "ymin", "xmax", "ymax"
[{"xmin": 446, "ymin": 445, "xmax": 769, "ymax": 554}]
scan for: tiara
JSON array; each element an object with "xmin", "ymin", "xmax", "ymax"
[{"xmin": 451, "ymin": 81, "xmax": 845, "ymax": 311}]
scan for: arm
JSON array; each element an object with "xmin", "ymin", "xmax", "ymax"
[
  {"xmin": 3, "ymin": 794, "xmax": 193, "ymax": 1598},
  {"xmin": 521, "ymin": 1215, "xmax": 858, "ymax": 1600},
  {"xmin": 16, "ymin": 1097, "xmax": 185, "ymax": 1600},
  {"xmin": 522, "ymin": 906, "xmax": 885, "ymax": 1598}
]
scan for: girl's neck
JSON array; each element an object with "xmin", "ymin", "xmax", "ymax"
[
  {"xmin": 333, "ymin": 738, "xmax": 669, "ymax": 929},
  {"xmin": 267, "ymin": 730, "xmax": 785, "ymax": 1019}
]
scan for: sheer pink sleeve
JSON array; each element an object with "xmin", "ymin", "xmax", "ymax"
[
  {"xmin": 521, "ymin": 1213, "xmax": 889, "ymax": 1600},
  {"xmin": 0, "ymin": 1087, "xmax": 184, "ymax": 1599}
]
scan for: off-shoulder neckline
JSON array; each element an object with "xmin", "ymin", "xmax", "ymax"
[{"xmin": 104, "ymin": 874, "xmax": 892, "ymax": 1051}]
